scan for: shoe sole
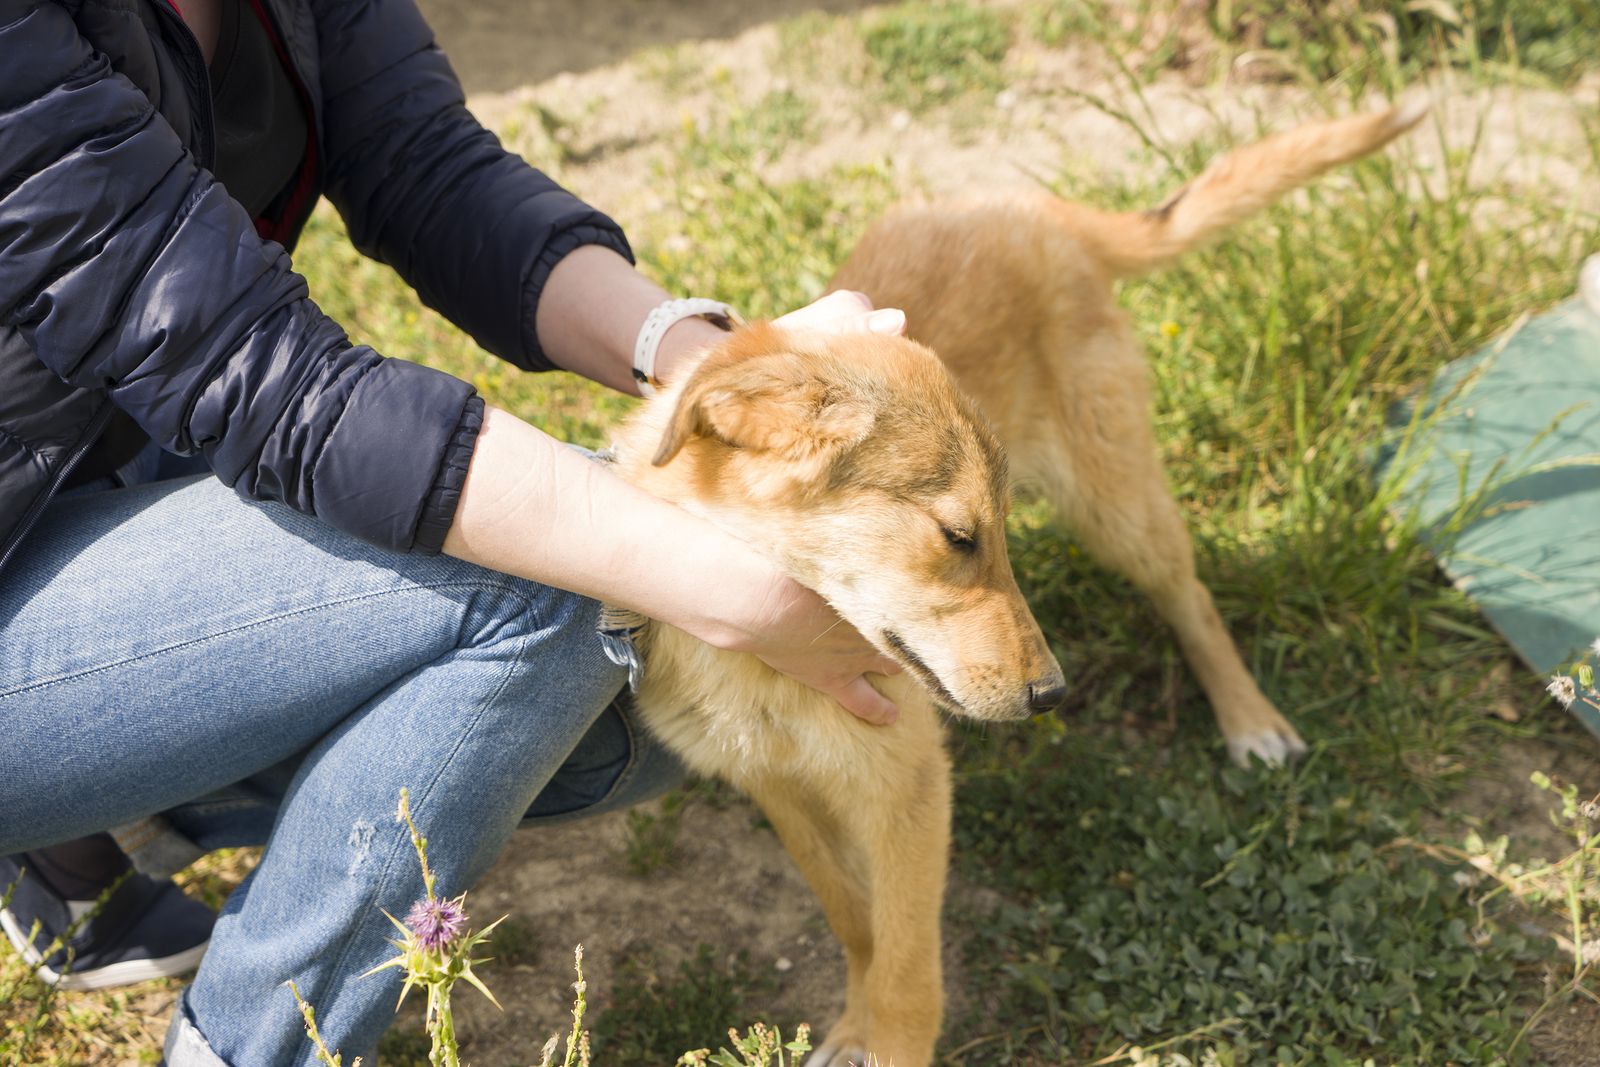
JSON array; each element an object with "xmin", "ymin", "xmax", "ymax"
[{"xmin": 0, "ymin": 907, "xmax": 209, "ymax": 991}]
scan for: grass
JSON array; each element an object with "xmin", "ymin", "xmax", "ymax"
[
  {"xmin": 640, "ymin": 90, "xmax": 895, "ymax": 322},
  {"xmin": 590, "ymin": 945, "xmax": 784, "ymax": 1063},
  {"xmin": 949, "ymin": 742, "xmax": 1539, "ymax": 1062},
  {"xmin": 0, "ymin": 872, "xmax": 173, "ymax": 1064},
  {"xmin": 861, "ymin": 1, "xmax": 1015, "ymax": 107},
  {"xmin": 5, "ymin": 0, "xmax": 1599, "ymax": 1063},
  {"xmin": 1210, "ymin": 0, "xmax": 1600, "ymax": 87}
]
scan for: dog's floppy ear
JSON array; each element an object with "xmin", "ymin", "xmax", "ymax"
[{"xmin": 652, "ymin": 322, "xmax": 874, "ymax": 468}]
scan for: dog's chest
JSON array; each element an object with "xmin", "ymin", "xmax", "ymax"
[{"xmin": 631, "ymin": 625, "xmax": 916, "ymax": 787}]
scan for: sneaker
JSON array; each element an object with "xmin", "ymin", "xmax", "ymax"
[{"xmin": 0, "ymin": 841, "xmax": 214, "ymax": 991}]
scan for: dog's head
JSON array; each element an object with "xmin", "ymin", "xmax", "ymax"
[{"xmin": 633, "ymin": 322, "xmax": 1065, "ymax": 722}]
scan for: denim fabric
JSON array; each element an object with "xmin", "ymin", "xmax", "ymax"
[{"xmin": 0, "ymin": 457, "xmax": 685, "ymax": 1065}]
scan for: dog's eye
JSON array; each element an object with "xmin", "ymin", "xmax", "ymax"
[{"xmin": 942, "ymin": 526, "xmax": 977, "ymax": 553}]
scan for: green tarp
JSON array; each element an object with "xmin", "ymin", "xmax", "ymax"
[{"xmin": 1378, "ymin": 289, "xmax": 1600, "ymax": 741}]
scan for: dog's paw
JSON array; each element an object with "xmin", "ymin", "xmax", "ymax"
[
  {"xmin": 806, "ymin": 1039, "xmax": 871, "ymax": 1067},
  {"xmin": 1226, "ymin": 725, "xmax": 1309, "ymax": 768}
]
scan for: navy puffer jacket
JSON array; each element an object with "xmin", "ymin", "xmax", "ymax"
[{"xmin": 0, "ymin": 0, "xmax": 632, "ymax": 578}]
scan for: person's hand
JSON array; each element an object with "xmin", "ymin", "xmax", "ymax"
[
  {"xmin": 773, "ymin": 289, "xmax": 907, "ymax": 336},
  {"xmin": 654, "ymin": 290, "xmax": 907, "ymax": 384},
  {"xmin": 715, "ymin": 566, "xmax": 905, "ymax": 726}
]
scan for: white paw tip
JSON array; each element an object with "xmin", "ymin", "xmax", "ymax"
[
  {"xmin": 1227, "ymin": 730, "xmax": 1309, "ymax": 768},
  {"xmin": 806, "ymin": 1044, "xmax": 869, "ymax": 1067}
]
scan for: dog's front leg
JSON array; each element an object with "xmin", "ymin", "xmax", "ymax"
[
  {"xmin": 745, "ymin": 784, "xmax": 875, "ymax": 1055},
  {"xmin": 747, "ymin": 730, "xmax": 952, "ymax": 1067}
]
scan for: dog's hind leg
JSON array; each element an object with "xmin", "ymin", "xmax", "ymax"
[
  {"xmin": 745, "ymin": 730, "xmax": 951, "ymax": 1067},
  {"xmin": 1023, "ymin": 334, "xmax": 1307, "ymax": 766}
]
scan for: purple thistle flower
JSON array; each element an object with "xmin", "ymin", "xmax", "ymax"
[{"xmin": 405, "ymin": 896, "xmax": 468, "ymax": 951}]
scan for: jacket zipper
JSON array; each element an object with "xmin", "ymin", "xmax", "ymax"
[{"xmin": 0, "ymin": 404, "xmax": 116, "ymax": 579}]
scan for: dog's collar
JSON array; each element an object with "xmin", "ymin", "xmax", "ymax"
[
  {"xmin": 590, "ymin": 445, "xmax": 649, "ymax": 688},
  {"xmin": 597, "ymin": 603, "xmax": 649, "ymax": 691}
]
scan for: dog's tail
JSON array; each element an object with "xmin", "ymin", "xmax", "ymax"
[{"xmin": 1063, "ymin": 99, "xmax": 1429, "ymax": 278}]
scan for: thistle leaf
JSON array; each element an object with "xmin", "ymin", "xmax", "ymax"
[{"xmin": 460, "ymin": 963, "xmax": 504, "ymax": 1011}]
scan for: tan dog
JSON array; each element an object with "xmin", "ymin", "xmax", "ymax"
[
  {"xmin": 608, "ymin": 322, "xmax": 1064, "ymax": 1067},
  {"xmin": 830, "ymin": 101, "xmax": 1428, "ymax": 766}
]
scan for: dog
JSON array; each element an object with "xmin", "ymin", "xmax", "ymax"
[
  {"xmin": 607, "ymin": 321, "xmax": 1065, "ymax": 1067},
  {"xmin": 829, "ymin": 101, "xmax": 1429, "ymax": 766}
]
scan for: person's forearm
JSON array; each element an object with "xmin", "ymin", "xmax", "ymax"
[{"xmin": 534, "ymin": 245, "xmax": 728, "ymax": 394}]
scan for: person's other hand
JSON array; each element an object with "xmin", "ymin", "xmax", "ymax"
[
  {"xmin": 774, "ymin": 289, "xmax": 906, "ymax": 336},
  {"xmin": 655, "ymin": 290, "xmax": 906, "ymax": 384}
]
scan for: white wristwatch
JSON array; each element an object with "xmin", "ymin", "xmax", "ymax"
[{"xmin": 631, "ymin": 298, "xmax": 740, "ymax": 396}]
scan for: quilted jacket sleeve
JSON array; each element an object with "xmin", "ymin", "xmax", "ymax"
[
  {"xmin": 0, "ymin": 0, "xmax": 480, "ymax": 554},
  {"xmin": 312, "ymin": 0, "xmax": 634, "ymax": 372}
]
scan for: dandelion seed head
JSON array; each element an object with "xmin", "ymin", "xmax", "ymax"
[
  {"xmin": 405, "ymin": 896, "xmax": 468, "ymax": 951},
  {"xmin": 1546, "ymin": 675, "xmax": 1576, "ymax": 709},
  {"xmin": 1590, "ymin": 636, "xmax": 1600, "ymax": 659}
]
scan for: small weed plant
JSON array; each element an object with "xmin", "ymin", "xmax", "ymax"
[
  {"xmin": 621, "ymin": 792, "xmax": 693, "ymax": 877},
  {"xmin": 675, "ymin": 1022, "xmax": 813, "ymax": 1067},
  {"xmin": 0, "ymin": 870, "xmax": 131, "ymax": 1064},
  {"xmin": 289, "ymin": 789, "xmax": 504, "ymax": 1067},
  {"xmin": 286, "ymin": 792, "xmax": 808, "ymax": 1067}
]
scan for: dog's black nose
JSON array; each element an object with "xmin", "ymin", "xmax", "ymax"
[{"xmin": 1027, "ymin": 682, "xmax": 1067, "ymax": 713}]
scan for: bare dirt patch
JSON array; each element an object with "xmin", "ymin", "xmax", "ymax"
[
  {"xmin": 453, "ymin": 801, "xmax": 847, "ymax": 1062},
  {"xmin": 420, "ymin": 796, "xmax": 982, "ymax": 1065},
  {"xmin": 431, "ymin": 0, "xmax": 1597, "ymax": 228},
  {"xmin": 418, "ymin": 0, "xmax": 888, "ymax": 94}
]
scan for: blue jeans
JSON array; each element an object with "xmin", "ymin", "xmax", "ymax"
[{"xmin": 0, "ymin": 447, "xmax": 685, "ymax": 1065}]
